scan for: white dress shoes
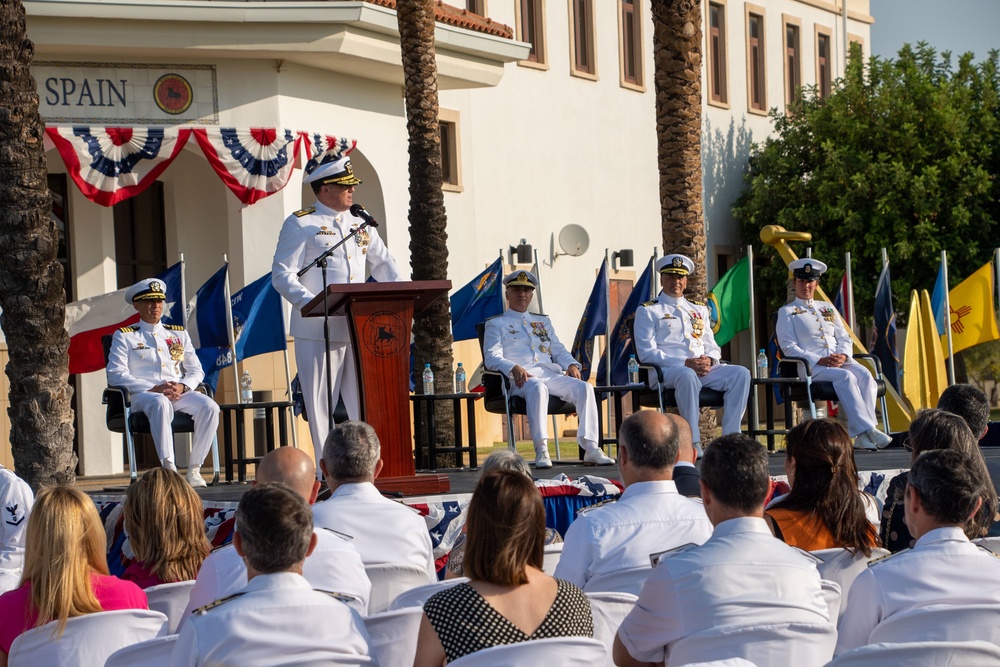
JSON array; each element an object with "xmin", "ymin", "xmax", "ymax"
[{"xmin": 583, "ymin": 449, "xmax": 615, "ymax": 466}]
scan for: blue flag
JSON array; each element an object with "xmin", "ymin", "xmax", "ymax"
[
  {"xmin": 596, "ymin": 260, "xmax": 653, "ymax": 386},
  {"xmin": 187, "ymin": 265, "xmax": 231, "ymax": 387},
  {"xmin": 451, "ymin": 258, "xmax": 504, "ymax": 341},
  {"xmin": 571, "ymin": 259, "xmax": 609, "ymax": 381},
  {"xmin": 930, "ymin": 261, "xmax": 947, "ymax": 336},
  {"xmin": 233, "ymin": 274, "xmax": 286, "ymax": 362},
  {"xmin": 873, "ymin": 263, "xmax": 900, "ymax": 392},
  {"xmin": 159, "ymin": 262, "xmax": 184, "ymax": 326}
]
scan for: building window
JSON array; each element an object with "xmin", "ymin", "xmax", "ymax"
[
  {"xmin": 466, "ymin": 0, "xmax": 486, "ymax": 15},
  {"xmin": 816, "ymin": 29, "xmax": 832, "ymax": 99},
  {"xmin": 114, "ymin": 181, "xmax": 167, "ymax": 288},
  {"xmin": 439, "ymin": 109, "xmax": 462, "ymax": 192},
  {"xmin": 783, "ymin": 17, "xmax": 802, "ymax": 107},
  {"xmin": 619, "ymin": 0, "xmax": 643, "ymax": 88},
  {"xmin": 708, "ymin": 1, "xmax": 728, "ymax": 105},
  {"xmin": 746, "ymin": 6, "xmax": 766, "ymax": 113},
  {"xmin": 570, "ymin": 0, "xmax": 597, "ymax": 77},
  {"xmin": 517, "ymin": 0, "xmax": 547, "ymax": 67}
]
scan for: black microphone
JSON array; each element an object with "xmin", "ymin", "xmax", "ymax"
[{"xmin": 349, "ymin": 204, "xmax": 379, "ymax": 227}]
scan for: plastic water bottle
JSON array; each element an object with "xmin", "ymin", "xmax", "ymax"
[
  {"xmin": 627, "ymin": 354, "xmax": 640, "ymax": 385},
  {"xmin": 422, "ymin": 363, "xmax": 435, "ymax": 395},
  {"xmin": 240, "ymin": 370, "xmax": 253, "ymax": 403},
  {"xmin": 455, "ymin": 362, "xmax": 467, "ymax": 393},
  {"xmin": 756, "ymin": 349, "xmax": 769, "ymax": 379}
]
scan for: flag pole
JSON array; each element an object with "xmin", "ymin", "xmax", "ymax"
[
  {"xmin": 279, "ymin": 295, "xmax": 298, "ymax": 449},
  {"xmin": 179, "ymin": 252, "xmax": 187, "ymax": 327},
  {"xmin": 650, "ymin": 248, "xmax": 659, "ymax": 300},
  {"xmin": 222, "ymin": 256, "xmax": 242, "ymax": 404},
  {"xmin": 845, "ymin": 251, "xmax": 857, "ymax": 336},
  {"xmin": 747, "ymin": 245, "xmax": 759, "ymax": 437},
  {"xmin": 604, "ymin": 249, "xmax": 612, "ymax": 388},
  {"xmin": 942, "ymin": 251, "xmax": 955, "ymax": 385}
]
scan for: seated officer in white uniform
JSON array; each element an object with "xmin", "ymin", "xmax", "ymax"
[
  {"xmin": 0, "ymin": 465, "xmax": 32, "ymax": 593},
  {"xmin": 312, "ymin": 420, "xmax": 437, "ymax": 581},
  {"xmin": 775, "ymin": 258, "xmax": 891, "ymax": 451},
  {"xmin": 555, "ymin": 411, "xmax": 712, "ymax": 593},
  {"xmin": 633, "ymin": 255, "xmax": 751, "ymax": 451},
  {"xmin": 106, "ymin": 279, "xmax": 220, "ymax": 488},
  {"xmin": 181, "ymin": 447, "xmax": 370, "ymax": 623},
  {"xmin": 614, "ymin": 435, "xmax": 832, "ymax": 667},
  {"xmin": 836, "ymin": 448, "xmax": 1000, "ymax": 654},
  {"xmin": 170, "ymin": 483, "xmax": 372, "ymax": 667},
  {"xmin": 483, "ymin": 270, "xmax": 614, "ymax": 468}
]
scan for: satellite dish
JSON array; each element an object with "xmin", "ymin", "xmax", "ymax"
[{"xmin": 556, "ymin": 224, "xmax": 590, "ymax": 258}]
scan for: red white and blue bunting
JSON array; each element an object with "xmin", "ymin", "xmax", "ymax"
[{"xmin": 44, "ymin": 126, "xmax": 357, "ymax": 208}]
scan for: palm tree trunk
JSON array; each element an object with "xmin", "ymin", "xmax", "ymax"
[
  {"xmin": 397, "ymin": 0, "xmax": 457, "ymax": 465},
  {"xmin": 0, "ymin": 0, "xmax": 76, "ymax": 489}
]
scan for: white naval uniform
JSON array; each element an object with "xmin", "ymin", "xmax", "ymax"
[
  {"xmin": 106, "ymin": 320, "xmax": 220, "ymax": 469},
  {"xmin": 483, "ymin": 309, "xmax": 600, "ymax": 455},
  {"xmin": 617, "ymin": 517, "xmax": 831, "ymax": 665},
  {"xmin": 775, "ymin": 298, "xmax": 878, "ymax": 437},
  {"xmin": 271, "ymin": 201, "xmax": 402, "ymax": 469},
  {"xmin": 836, "ymin": 526, "xmax": 1000, "ymax": 654},
  {"xmin": 554, "ymin": 480, "xmax": 713, "ymax": 593},
  {"xmin": 0, "ymin": 466, "xmax": 32, "ymax": 594},
  {"xmin": 311, "ymin": 481, "xmax": 437, "ymax": 581},
  {"xmin": 180, "ymin": 527, "xmax": 372, "ymax": 625},
  {"xmin": 633, "ymin": 292, "xmax": 751, "ymax": 443},
  {"xmin": 169, "ymin": 572, "xmax": 372, "ymax": 667}
]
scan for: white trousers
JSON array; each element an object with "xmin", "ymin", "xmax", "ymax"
[
  {"xmin": 509, "ymin": 372, "xmax": 599, "ymax": 455},
  {"xmin": 295, "ymin": 338, "xmax": 359, "ymax": 469},
  {"xmin": 812, "ymin": 363, "xmax": 879, "ymax": 437},
  {"xmin": 130, "ymin": 390, "xmax": 220, "ymax": 468},
  {"xmin": 657, "ymin": 364, "xmax": 751, "ymax": 444}
]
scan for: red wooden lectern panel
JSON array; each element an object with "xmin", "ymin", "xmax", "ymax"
[{"xmin": 302, "ymin": 280, "xmax": 451, "ymax": 495}]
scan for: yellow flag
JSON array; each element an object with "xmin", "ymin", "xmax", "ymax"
[
  {"xmin": 944, "ymin": 262, "xmax": 1000, "ymax": 354},
  {"xmin": 904, "ymin": 289, "xmax": 948, "ymax": 411}
]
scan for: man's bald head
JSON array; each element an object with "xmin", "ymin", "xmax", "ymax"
[
  {"xmin": 618, "ymin": 410, "xmax": 678, "ymax": 480},
  {"xmin": 255, "ymin": 447, "xmax": 321, "ymax": 505},
  {"xmin": 667, "ymin": 413, "xmax": 695, "ymax": 464}
]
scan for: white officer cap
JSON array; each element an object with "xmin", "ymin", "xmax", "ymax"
[
  {"xmin": 303, "ymin": 154, "xmax": 363, "ymax": 187},
  {"xmin": 124, "ymin": 278, "xmax": 167, "ymax": 304},
  {"xmin": 656, "ymin": 254, "xmax": 695, "ymax": 276},
  {"xmin": 789, "ymin": 258, "xmax": 828, "ymax": 281},
  {"xmin": 0, "ymin": 467, "xmax": 33, "ymax": 566},
  {"xmin": 502, "ymin": 270, "xmax": 538, "ymax": 289}
]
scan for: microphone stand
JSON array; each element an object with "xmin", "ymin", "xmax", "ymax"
[{"xmin": 296, "ymin": 219, "xmax": 378, "ymax": 433}]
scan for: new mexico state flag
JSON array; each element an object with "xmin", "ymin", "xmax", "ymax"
[{"xmin": 944, "ymin": 262, "xmax": 1000, "ymax": 354}]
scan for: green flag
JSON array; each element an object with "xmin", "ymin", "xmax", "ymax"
[{"xmin": 707, "ymin": 256, "xmax": 750, "ymax": 345}]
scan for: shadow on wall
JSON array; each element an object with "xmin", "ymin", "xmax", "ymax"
[{"xmin": 701, "ymin": 115, "xmax": 755, "ymax": 242}]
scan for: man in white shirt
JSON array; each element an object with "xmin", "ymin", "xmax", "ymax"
[
  {"xmin": 614, "ymin": 434, "xmax": 832, "ymax": 667},
  {"xmin": 0, "ymin": 465, "xmax": 32, "ymax": 593},
  {"xmin": 181, "ymin": 447, "xmax": 370, "ymax": 624},
  {"xmin": 555, "ymin": 411, "xmax": 712, "ymax": 593},
  {"xmin": 775, "ymin": 258, "xmax": 890, "ymax": 451},
  {"xmin": 836, "ymin": 448, "xmax": 1000, "ymax": 654},
  {"xmin": 312, "ymin": 420, "xmax": 437, "ymax": 580}
]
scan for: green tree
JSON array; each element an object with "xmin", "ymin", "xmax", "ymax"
[{"xmin": 737, "ymin": 44, "xmax": 1000, "ymax": 327}]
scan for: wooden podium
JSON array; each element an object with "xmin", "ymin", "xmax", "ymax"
[{"xmin": 302, "ymin": 280, "xmax": 452, "ymax": 495}]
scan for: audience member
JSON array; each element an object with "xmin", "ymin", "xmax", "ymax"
[
  {"xmin": 415, "ymin": 470, "xmax": 593, "ymax": 665},
  {"xmin": 555, "ymin": 411, "xmax": 712, "ymax": 592},
  {"xmin": 0, "ymin": 486, "xmax": 147, "ymax": 665},
  {"xmin": 764, "ymin": 419, "xmax": 880, "ymax": 554},
  {"xmin": 880, "ymin": 409, "xmax": 998, "ymax": 552},
  {"xmin": 0, "ymin": 465, "xmax": 32, "ymax": 594},
  {"xmin": 121, "ymin": 468, "xmax": 211, "ymax": 588},
  {"xmin": 613, "ymin": 434, "xmax": 831, "ymax": 667},
  {"xmin": 171, "ymin": 483, "xmax": 371, "ymax": 666},
  {"xmin": 667, "ymin": 413, "xmax": 701, "ymax": 498},
  {"xmin": 312, "ymin": 421, "xmax": 436, "ymax": 580},
  {"xmin": 183, "ymin": 447, "xmax": 370, "ymax": 621},
  {"xmin": 837, "ymin": 449, "xmax": 1000, "ymax": 654}
]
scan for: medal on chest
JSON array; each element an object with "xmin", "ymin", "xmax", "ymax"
[
  {"xmin": 352, "ymin": 226, "xmax": 370, "ymax": 255},
  {"xmin": 529, "ymin": 321, "xmax": 551, "ymax": 345},
  {"xmin": 689, "ymin": 311, "xmax": 704, "ymax": 339},
  {"xmin": 316, "ymin": 226, "xmax": 335, "ymax": 236},
  {"xmin": 166, "ymin": 338, "xmax": 185, "ymax": 361},
  {"xmin": 819, "ymin": 307, "xmax": 836, "ymax": 323}
]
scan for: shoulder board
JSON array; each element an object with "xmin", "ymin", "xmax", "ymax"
[
  {"xmin": 484, "ymin": 314, "xmax": 503, "ymax": 322},
  {"xmin": 578, "ymin": 498, "xmax": 618, "ymax": 514},
  {"xmin": 164, "ymin": 324, "xmax": 186, "ymax": 331},
  {"xmin": 649, "ymin": 542, "xmax": 698, "ymax": 567},
  {"xmin": 975, "ymin": 541, "xmax": 1000, "ymax": 558},
  {"xmin": 641, "ymin": 299, "xmax": 658, "ymax": 307},
  {"xmin": 316, "ymin": 590, "xmax": 359, "ymax": 604},
  {"xmin": 688, "ymin": 298, "xmax": 706, "ymax": 306},
  {"xmin": 316, "ymin": 526, "xmax": 355, "ymax": 541},
  {"xmin": 867, "ymin": 550, "xmax": 903, "ymax": 568},
  {"xmin": 209, "ymin": 542, "xmax": 233, "ymax": 553},
  {"xmin": 193, "ymin": 592, "xmax": 245, "ymax": 615},
  {"xmin": 294, "ymin": 206, "xmax": 316, "ymax": 217},
  {"xmin": 118, "ymin": 325, "xmax": 137, "ymax": 333}
]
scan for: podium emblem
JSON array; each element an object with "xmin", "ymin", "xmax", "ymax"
[{"xmin": 362, "ymin": 311, "xmax": 407, "ymax": 358}]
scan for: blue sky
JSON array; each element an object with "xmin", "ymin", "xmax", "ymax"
[{"xmin": 871, "ymin": 0, "xmax": 1000, "ymax": 62}]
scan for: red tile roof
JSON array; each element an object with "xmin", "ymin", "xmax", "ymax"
[{"xmin": 364, "ymin": 0, "xmax": 513, "ymax": 39}]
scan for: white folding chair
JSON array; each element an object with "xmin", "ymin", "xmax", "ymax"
[
  {"xmin": 364, "ymin": 562, "xmax": 434, "ymax": 614},
  {"xmin": 104, "ymin": 634, "xmax": 178, "ymax": 667},
  {"xmin": 868, "ymin": 604, "xmax": 1000, "ymax": 646},
  {"xmin": 582, "ymin": 565, "xmax": 652, "ymax": 597},
  {"xmin": 542, "ymin": 543, "xmax": 564, "ymax": 575},
  {"xmin": 666, "ymin": 621, "xmax": 836, "ymax": 667},
  {"xmin": 826, "ymin": 640, "xmax": 1000, "ymax": 666},
  {"xmin": 811, "ymin": 547, "xmax": 889, "ymax": 620},
  {"xmin": 388, "ymin": 577, "xmax": 468, "ymax": 611},
  {"xmin": 586, "ymin": 591, "xmax": 637, "ymax": 667},
  {"xmin": 821, "ymin": 579, "xmax": 842, "ymax": 622},
  {"xmin": 447, "ymin": 637, "xmax": 608, "ymax": 666},
  {"xmin": 145, "ymin": 580, "xmax": 196, "ymax": 634},
  {"xmin": 362, "ymin": 606, "xmax": 423, "ymax": 667},
  {"xmin": 8, "ymin": 609, "xmax": 167, "ymax": 667}
]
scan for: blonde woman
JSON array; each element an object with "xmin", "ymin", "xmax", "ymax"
[
  {"xmin": 121, "ymin": 468, "xmax": 211, "ymax": 588},
  {"xmin": 0, "ymin": 486, "xmax": 147, "ymax": 665}
]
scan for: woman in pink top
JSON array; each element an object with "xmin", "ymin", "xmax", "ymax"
[{"xmin": 0, "ymin": 486, "xmax": 147, "ymax": 666}]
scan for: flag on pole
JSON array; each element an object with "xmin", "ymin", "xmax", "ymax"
[
  {"xmin": 570, "ymin": 259, "xmax": 609, "ymax": 381},
  {"xmin": 872, "ymin": 263, "xmax": 900, "ymax": 392},
  {"xmin": 707, "ymin": 256, "xmax": 750, "ymax": 346},
  {"xmin": 942, "ymin": 261, "xmax": 1000, "ymax": 354},
  {"xmin": 902, "ymin": 289, "xmax": 948, "ymax": 411},
  {"xmin": 930, "ymin": 261, "xmax": 948, "ymax": 336},
  {"xmin": 187, "ymin": 264, "xmax": 231, "ymax": 385},
  {"xmin": 66, "ymin": 262, "xmax": 182, "ymax": 374},
  {"xmin": 833, "ymin": 274, "xmax": 853, "ymax": 331},
  {"xmin": 597, "ymin": 260, "xmax": 653, "ymax": 386},
  {"xmin": 450, "ymin": 258, "xmax": 504, "ymax": 341},
  {"xmin": 232, "ymin": 274, "xmax": 287, "ymax": 362}
]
